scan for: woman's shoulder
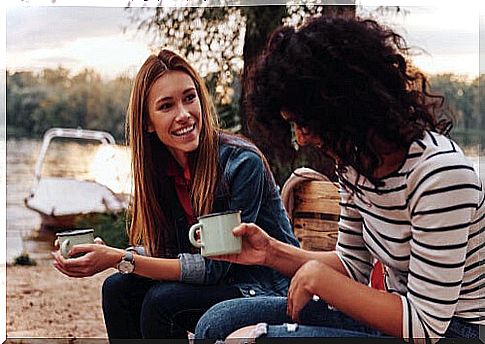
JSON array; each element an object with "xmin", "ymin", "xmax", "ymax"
[
  {"xmin": 219, "ymin": 132, "xmax": 262, "ymax": 160},
  {"xmin": 217, "ymin": 132, "xmax": 268, "ymax": 179},
  {"xmin": 219, "ymin": 131, "xmax": 258, "ymax": 149},
  {"xmin": 409, "ymin": 131, "xmax": 471, "ymax": 165},
  {"xmin": 406, "ymin": 131, "xmax": 479, "ymax": 184}
]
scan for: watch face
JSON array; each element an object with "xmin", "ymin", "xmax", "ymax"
[{"xmin": 118, "ymin": 260, "xmax": 134, "ymax": 274}]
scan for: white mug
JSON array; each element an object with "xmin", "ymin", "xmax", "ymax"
[
  {"xmin": 56, "ymin": 228, "xmax": 95, "ymax": 258},
  {"xmin": 188, "ymin": 210, "xmax": 242, "ymax": 257}
]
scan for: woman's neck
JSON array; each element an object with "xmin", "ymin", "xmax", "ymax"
[
  {"xmin": 373, "ymin": 149, "xmax": 407, "ymax": 179},
  {"xmin": 169, "ymin": 149, "xmax": 189, "ymax": 171},
  {"xmin": 370, "ymin": 134, "xmax": 407, "ymax": 179}
]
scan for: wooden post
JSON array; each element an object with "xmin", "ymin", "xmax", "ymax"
[{"xmin": 292, "ymin": 181, "xmax": 340, "ymax": 251}]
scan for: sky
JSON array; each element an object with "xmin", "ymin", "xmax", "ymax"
[
  {"xmin": 3, "ymin": 1, "xmax": 485, "ymax": 80},
  {"xmin": 6, "ymin": 6, "xmax": 152, "ymax": 79}
]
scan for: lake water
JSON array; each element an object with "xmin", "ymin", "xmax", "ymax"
[
  {"xmin": 3, "ymin": 139, "xmax": 483, "ymax": 264},
  {"xmin": 5, "ymin": 138, "xmax": 131, "ymax": 264}
]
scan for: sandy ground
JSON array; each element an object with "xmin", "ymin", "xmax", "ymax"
[{"xmin": 6, "ymin": 259, "xmax": 113, "ymax": 341}]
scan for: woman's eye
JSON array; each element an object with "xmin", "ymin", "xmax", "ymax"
[
  {"xmin": 159, "ymin": 103, "xmax": 172, "ymax": 110},
  {"xmin": 185, "ymin": 93, "xmax": 197, "ymax": 102}
]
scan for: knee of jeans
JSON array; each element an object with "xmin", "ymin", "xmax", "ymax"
[
  {"xmin": 140, "ymin": 283, "xmax": 178, "ymax": 316},
  {"xmin": 194, "ymin": 313, "xmax": 211, "ymax": 339},
  {"xmin": 102, "ymin": 273, "xmax": 125, "ymax": 302},
  {"xmin": 194, "ymin": 302, "xmax": 231, "ymax": 339},
  {"xmin": 195, "ymin": 300, "xmax": 245, "ymax": 340}
]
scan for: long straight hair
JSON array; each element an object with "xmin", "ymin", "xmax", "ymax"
[{"xmin": 126, "ymin": 49, "xmax": 220, "ymax": 257}]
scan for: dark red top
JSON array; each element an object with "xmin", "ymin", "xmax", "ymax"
[{"xmin": 166, "ymin": 156, "xmax": 197, "ymax": 225}]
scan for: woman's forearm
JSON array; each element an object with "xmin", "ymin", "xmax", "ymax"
[
  {"xmin": 310, "ymin": 265, "xmax": 403, "ymax": 337},
  {"xmin": 134, "ymin": 255, "xmax": 181, "ymax": 281},
  {"xmin": 265, "ymin": 239, "xmax": 348, "ymax": 277},
  {"xmin": 110, "ymin": 251, "xmax": 181, "ymax": 281}
]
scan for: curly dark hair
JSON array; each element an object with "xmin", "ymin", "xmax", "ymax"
[{"xmin": 246, "ymin": 15, "xmax": 451, "ymax": 187}]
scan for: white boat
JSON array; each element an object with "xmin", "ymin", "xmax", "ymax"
[{"xmin": 24, "ymin": 128, "xmax": 131, "ymax": 230}]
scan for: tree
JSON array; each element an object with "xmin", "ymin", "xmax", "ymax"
[{"xmin": 7, "ymin": 71, "xmax": 46, "ymax": 136}]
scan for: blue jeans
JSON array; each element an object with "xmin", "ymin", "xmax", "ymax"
[
  {"xmin": 102, "ymin": 273, "xmax": 241, "ymax": 339},
  {"xmin": 195, "ymin": 296, "xmax": 383, "ymax": 340},
  {"xmin": 263, "ymin": 317, "xmax": 479, "ymax": 339},
  {"xmin": 195, "ymin": 296, "xmax": 479, "ymax": 340}
]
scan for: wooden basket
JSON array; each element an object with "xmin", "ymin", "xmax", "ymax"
[{"xmin": 292, "ymin": 181, "xmax": 340, "ymax": 251}]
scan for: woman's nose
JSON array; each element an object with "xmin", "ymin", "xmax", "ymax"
[
  {"xmin": 175, "ymin": 105, "xmax": 191, "ymax": 122},
  {"xmin": 293, "ymin": 124, "xmax": 309, "ymax": 146},
  {"xmin": 293, "ymin": 124, "xmax": 321, "ymax": 147}
]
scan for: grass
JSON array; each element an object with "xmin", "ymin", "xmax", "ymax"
[
  {"xmin": 74, "ymin": 211, "xmax": 130, "ymax": 249},
  {"xmin": 13, "ymin": 252, "xmax": 37, "ymax": 266}
]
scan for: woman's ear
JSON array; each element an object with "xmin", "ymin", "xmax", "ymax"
[{"xmin": 146, "ymin": 121, "xmax": 154, "ymax": 133}]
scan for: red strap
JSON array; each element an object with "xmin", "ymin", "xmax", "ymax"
[{"xmin": 370, "ymin": 261, "xmax": 385, "ymax": 290}]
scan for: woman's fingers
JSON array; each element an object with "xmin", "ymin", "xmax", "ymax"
[
  {"xmin": 51, "ymin": 250, "xmax": 66, "ymax": 264},
  {"xmin": 52, "ymin": 261, "xmax": 89, "ymax": 278},
  {"xmin": 67, "ymin": 243, "xmax": 95, "ymax": 258},
  {"xmin": 51, "ymin": 244, "xmax": 104, "ymax": 278},
  {"xmin": 232, "ymin": 223, "xmax": 256, "ymax": 236},
  {"xmin": 52, "ymin": 248, "xmax": 90, "ymax": 269},
  {"xmin": 287, "ymin": 283, "xmax": 293, "ymax": 319}
]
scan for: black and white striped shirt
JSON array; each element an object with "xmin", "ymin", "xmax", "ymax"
[{"xmin": 335, "ymin": 131, "xmax": 484, "ymax": 341}]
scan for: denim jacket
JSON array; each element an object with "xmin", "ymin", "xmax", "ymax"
[{"xmin": 177, "ymin": 135, "xmax": 300, "ymax": 297}]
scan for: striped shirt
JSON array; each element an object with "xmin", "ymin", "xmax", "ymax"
[{"xmin": 335, "ymin": 131, "xmax": 484, "ymax": 341}]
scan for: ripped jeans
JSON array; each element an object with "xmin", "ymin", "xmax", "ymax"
[
  {"xmin": 195, "ymin": 296, "xmax": 383, "ymax": 340},
  {"xmin": 195, "ymin": 296, "xmax": 479, "ymax": 341}
]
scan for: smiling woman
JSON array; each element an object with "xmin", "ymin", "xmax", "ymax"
[
  {"xmin": 51, "ymin": 48, "xmax": 300, "ymax": 340},
  {"xmin": 146, "ymin": 70, "xmax": 202, "ymax": 167}
]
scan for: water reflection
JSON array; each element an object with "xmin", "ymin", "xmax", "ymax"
[{"xmin": 6, "ymin": 138, "xmax": 130, "ymax": 263}]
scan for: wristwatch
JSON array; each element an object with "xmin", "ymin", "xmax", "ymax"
[{"xmin": 117, "ymin": 250, "xmax": 135, "ymax": 274}]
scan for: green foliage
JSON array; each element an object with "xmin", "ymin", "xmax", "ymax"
[
  {"xmin": 428, "ymin": 74, "xmax": 484, "ymax": 150},
  {"xmin": 13, "ymin": 252, "xmax": 37, "ymax": 266},
  {"xmin": 428, "ymin": 74, "xmax": 482, "ymax": 131},
  {"xmin": 127, "ymin": 6, "xmax": 245, "ymax": 105},
  {"xmin": 75, "ymin": 212, "xmax": 130, "ymax": 249},
  {"xmin": 6, "ymin": 68, "xmax": 132, "ymax": 141},
  {"xmin": 450, "ymin": 128, "xmax": 484, "ymax": 149}
]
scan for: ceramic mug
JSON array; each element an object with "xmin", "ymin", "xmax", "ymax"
[
  {"xmin": 56, "ymin": 228, "xmax": 95, "ymax": 258},
  {"xmin": 188, "ymin": 210, "xmax": 242, "ymax": 257}
]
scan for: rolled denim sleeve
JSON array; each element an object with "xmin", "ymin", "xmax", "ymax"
[
  {"xmin": 178, "ymin": 253, "xmax": 233, "ymax": 285},
  {"xmin": 178, "ymin": 253, "xmax": 206, "ymax": 283}
]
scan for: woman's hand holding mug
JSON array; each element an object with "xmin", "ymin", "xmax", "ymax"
[{"xmin": 211, "ymin": 222, "xmax": 273, "ymax": 266}]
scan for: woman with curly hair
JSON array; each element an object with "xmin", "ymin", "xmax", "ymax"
[{"xmin": 195, "ymin": 16, "xmax": 483, "ymax": 341}]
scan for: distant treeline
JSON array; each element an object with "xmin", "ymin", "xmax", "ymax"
[
  {"xmin": 6, "ymin": 67, "xmax": 484, "ymax": 148},
  {"xmin": 7, "ymin": 68, "xmax": 131, "ymax": 142}
]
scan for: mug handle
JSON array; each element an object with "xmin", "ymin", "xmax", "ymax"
[
  {"xmin": 61, "ymin": 239, "xmax": 71, "ymax": 258},
  {"xmin": 188, "ymin": 223, "xmax": 203, "ymax": 248}
]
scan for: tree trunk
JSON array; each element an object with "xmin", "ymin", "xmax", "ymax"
[{"xmin": 239, "ymin": 6, "xmax": 287, "ymax": 136}]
